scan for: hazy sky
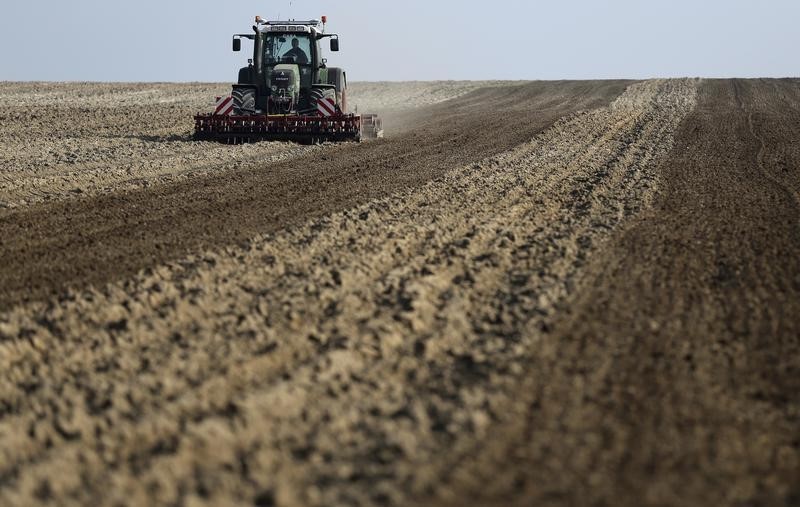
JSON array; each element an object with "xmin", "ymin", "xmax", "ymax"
[{"xmin": 2, "ymin": 0, "xmax": 798, "ymax": 82}]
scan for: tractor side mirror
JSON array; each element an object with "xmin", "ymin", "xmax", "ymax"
[
  {"xmin": 330, "ymin": 38, "xmax": 339, "ymax": 52},
  {"xmin": 233, "ymin": 38, "xmax": 241, "ymax": 52}
]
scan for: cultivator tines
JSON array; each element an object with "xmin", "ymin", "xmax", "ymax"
[
  {"xmin": 360, "ymin": 114, "xmax": 384, "ymax": 139},
  {"xmin": 193, "ymin": 113, "xmax": 364, "ymax": 144}
]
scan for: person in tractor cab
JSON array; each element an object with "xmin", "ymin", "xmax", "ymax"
[{"xmin": 283, "ymin": 38, "xmax": 309, "ymax": 64}]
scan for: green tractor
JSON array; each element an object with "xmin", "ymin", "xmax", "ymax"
[{"xmin": 194, "ymin": 16, "xmax": 382, "ymax": 144}]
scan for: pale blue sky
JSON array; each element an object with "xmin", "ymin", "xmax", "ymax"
[{"xmin": 1, "ymin": 0, "xmax": 797, "ymax": 82}]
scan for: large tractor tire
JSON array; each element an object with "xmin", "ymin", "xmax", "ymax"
[
  {"xmin": 232, "ymin": 86, "xmax": 257, "ymax": 115},
  {"xmin": 326, "ymin": 68, "xmax": 347, "ymax": 113}
]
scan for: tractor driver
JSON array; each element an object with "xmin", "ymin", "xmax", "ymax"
[{"xmin": 283, "ymin": 38, "xmax": 309, "ymax": 64}]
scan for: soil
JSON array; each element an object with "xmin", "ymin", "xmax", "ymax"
[
  {"xmin": 0, "ymin": 78, "xmax": 798, "ymax": 507},
  {"xmin": 0, "ymin": 80, "xmax": 631, "ymax": 310},
  {"xmin": 423, "ymin": 79, "xmax": 800, "ymax": 507},
  {"xmin": 0, "ymin": 81, "xmax": 493, "ymax": 208}
]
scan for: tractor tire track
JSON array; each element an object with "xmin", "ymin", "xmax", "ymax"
[{"xmin": 736, "ymin": 80, "xmax": 800, "ymax": 210}]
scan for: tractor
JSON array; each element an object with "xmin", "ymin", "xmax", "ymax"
[{"xmin": 194, "ymin": 16, "xmax": 383, "ymax": 144}]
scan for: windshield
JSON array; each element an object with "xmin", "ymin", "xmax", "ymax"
[{"xmin": 264, "ymin": 34, "xmax": 312, "ymax": 65}]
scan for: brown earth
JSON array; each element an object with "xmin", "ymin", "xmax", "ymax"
[
  {"xmin": 425, "ymin": 79, "xmax": 800, "ymax": 507},
  {"xmin": 0, "ymin": 81, "xmax": 496, "ymax": 209},
  {"xmin": 0, "ymin": 80, "xmax": 630, "ymax": 310},
  {"xmin": 0, "ymin": 79, "xmax": 798, "ymax": 507}
]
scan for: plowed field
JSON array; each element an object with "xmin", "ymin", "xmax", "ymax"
[{"xmin": 0, "ymin": 79, "xmax": 798, "ymax": 507}]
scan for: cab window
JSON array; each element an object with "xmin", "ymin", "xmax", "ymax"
[{"xmin": 264, "ymin": 34, "xmax": 312, "ymax": 65}]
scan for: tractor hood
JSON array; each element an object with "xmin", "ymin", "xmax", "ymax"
[{"xmin": 270, "ymin": 64, "xmax": 299, "ymax": 95}]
